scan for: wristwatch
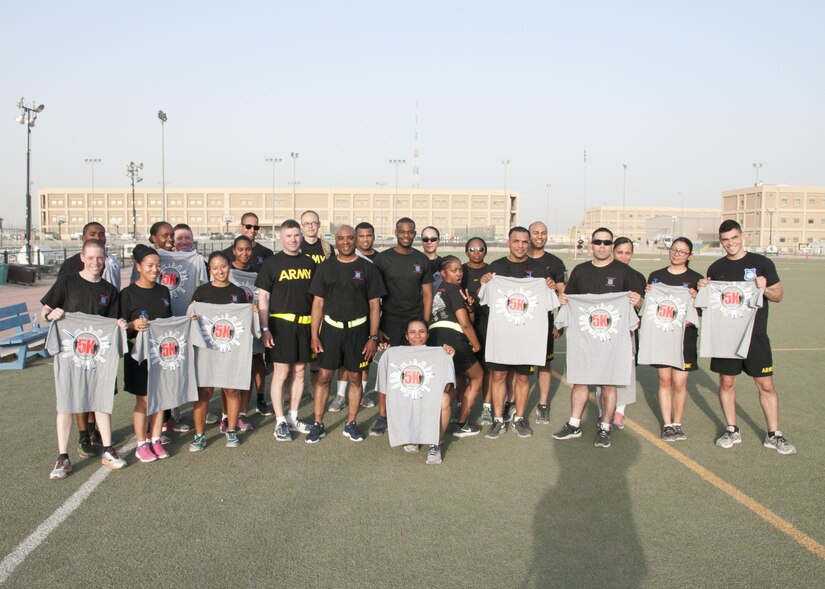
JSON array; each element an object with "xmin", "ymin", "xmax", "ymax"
[
  {"xmin": 262, "ymin": 327, "xmax": 270, "ymax": 332},
  {"xmin": 368, "ymin": 335, "xmax": 379, "ymax": 342}
]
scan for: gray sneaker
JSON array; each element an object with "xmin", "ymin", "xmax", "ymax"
[
  {"xmin": 225, "ymin": 430, "xmax": 240, "ymax": 448},
  {"xmin": 535, "ymin": 404, "xmax": 549, "ymax": 425},
  {"xmin": 288, "ymin": 419, "xmax": 311, "ymax": 434},
  {"xmin": 506, "ymin": 403, "xmax": 516, "ymax": 423},
  {"xmin": 672, "ymin": 424, "xmax": 687, "ymax": 441},
  {"xmin": 479, "ymin": 406, "xmax": 494, "ymax": 426},
  {"xmin": 552, "ymin": 422, "xmax": 582, "ymax": 440},
  {"xmin": 49, "ymin": 456, "xmax": 72, "ymax": 480},
  {"xmin": 513, "ymin": 418, "xmax": 533, "ymax": 438},
  {"xmin": 453, "ymin": 423, "xmax": 482, "ymax": 438},
  {"xmin": 360, "ymin": 393, "xmax": 376, "ymax": 408},
  {"xmin": 763, "ymin": 431, "xmax": 797, "ymax": 455},
  {"xmin": 594, "ymin": 428, "xmax": 611, "ymax": 448},
  {"xmin": 274, "ymin": 421, "xmax": 292, "ymax": 442},
  {"xmin": 484, "ymin": 420, "xmax": 506, "ymax": 439},
  {"xmin": 205, "ymin": 412, "xmax": 219, "ymax": 425},
  {"xmin": 661, "ymin": 426, "xmax": 677, "ymax": 443},
  {"xmin": 426, "ymin": 445, "xmax": 443, "ymax": 465},
  {"xmin": 328, "ymin": 395, "xmax": 347, "ymax": 412},
  {"xmin": 369, "ymin": 415, "xmax": 388, "ymax": 436},
  {"xmin": 716, "ymin": 429, "xmax": 742, "ymax": 449},
  {"xmin": 101, "ymin": 449, "xmax": 127, "ymax": 469}
]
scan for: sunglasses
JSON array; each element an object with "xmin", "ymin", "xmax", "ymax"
[
  {"xmin": 591, "ymin": 239, "xmax": 613, "ymax": 246},
  {"xmin": 421, "ymin": 237, "xmax": 439, "ymax": 243},
  {"xmin": 467, "ymin": 247, "xmax": 486, "ymax": 253},
  {"xmin": 244, "ymin": 224, "xmax": 260, "ymax": 231}
]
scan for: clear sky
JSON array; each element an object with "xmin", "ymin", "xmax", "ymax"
[{"xmin": 2, "ymin": 0, "xmax": 823, "ymax": 233}]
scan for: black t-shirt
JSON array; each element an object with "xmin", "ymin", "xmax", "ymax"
[
  {"xmin": 427, "ymin": 255, "xmax": 444, "ymax": 277},
  {"xmin": 41, "ymin": 273, "xmax": 120, "ymax": 318},
  {"xmin": 361, "ymin": 250, "xmax": 378, "ymax": 262},
  {"xmin": 374, "ymin": 248, "xmax": 434, "ymax": 319},
  {"xmin": 706, "ymin": 252, "xmax": 779, "ymax": 334},
  {"xmin": 120, "ymin": 282, "xmax": 173, "ymax": 324},
  {"xmin": 223, "ymin": 242, "xmax": 274, "ymax": 272},
  {"xmin": 309, "ymin": 256, "xmax": 386, "ymax": 321},
  {"xmin": 255, "ymin": 251, "xmax": 316, "ymax": 315},
  {"xmin": 191, "ymin": 282, "xmax": 248, "ymax": 305},
  {"xmin": 488, "ymin": 256, "xmax": 547, "ymax": 279},
  {"xmin": 461, "ymin": 263, "xmax": 489, "ymax": 299},
  {"xmin": 431, "ymin": 282, "xmax": 465, "ymax": 324},
  {"xmin": 628, "ymin": 266, "xmax": 647, "ymax": 297},
  {"xmin": 302, "ymin": 239, "xmax": 330, "ymax": 266},
  {"xmin": 530, "ymin": 251, "xmax": 566, "ymax": 283},
  {"xmin": 648, "ymin": 267, "xmax": 704, "ymax": 290},
  {"xmin": 565, "ymin": 259, "xmax": 643, "ymax": 296}
]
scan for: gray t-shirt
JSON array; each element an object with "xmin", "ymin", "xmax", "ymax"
[
  {"xmin": 132, "ymin": 315, "xmax": 206, "ymax": 415},
  {"xmin": 377, "ymin": 345, "xmax": 456, "ymax": 447},
  {"xmin": 695, "ymin": 281, "xmax": 763, "ymax": 359},
  {"xmin": 103, "ymin": 253, "xmax": 121, "ymax": 290},
  {"xmin": 638, "ymin": 283, "xmax": 700, "ymax": 368},
  {"xmin": 229, "ymin": 269, "xmax": 259, "ymax": 306},
  {"xmin": 46, "ymin": 312, "xmax": 127, "ymax": 414},
  {"xmin": 158, "ymin": 250, "xmax": 209, "ymax": 316},
  {"xmin": 478, "ymin": 275, "xmax": 559, "ymax": 366},
  {"xmin": 555, "ymin": 292, "xmax": 638, "ymax": 386},
  {"xmin": 190, "ymin": 302, "xmax": 260, "ymax": 389}
]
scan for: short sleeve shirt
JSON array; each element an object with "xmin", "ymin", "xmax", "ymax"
[
  {"xmin": 255, "ymin": 251, "xmax": 316, "ymax": 315},
  {"xmin": 308, "ymin": 256, "xmax": 386, "ymax": 321},
  {"xmin": 706, "ymin": 252, "xmax": 778, "ymax": 334},
  {"xmin": 41, "ymin": 273, "xmax": 120, "ymax": 319},
  {"xmin": 565, "ymin": 260, "xmax": 642, "ymax": 296},
  {"xmin": 223, "ymin": 242, "xmax": 274, "ymax": 272},
  {"xmin": 156, "ymin": 250, "xmax": 209, "ymax": 316},
  {"xmin": 374, "ymin": 248, "xmax": 434, "ymax": 319}
]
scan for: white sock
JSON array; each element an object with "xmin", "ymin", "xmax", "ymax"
[
  {"xmin": 221, "ymin": 413, "xmax": 228, "ymax": 420},
  {"xmin": 336, "ymin": 380, "xmax": 347, "ymax": 397},
  {"xmin": 362, "ymin": 380, "xmax": 368, "ymax": 393},
  {"xmin": 276, "ymin": 416, "xmax": 287, "ymax": 425},
  {"xmin": 239, "ymin": 412, "xmax": 247, "ymax": 418},
  {"xmin": 483, "ymin": 403, "xmax": 492, "ymax": 410},
  {"xmin": 600, "ymin": 422, "xmax": 611, "ymax": 431},
  {"xmin": 288, "ymin": 410, "xmax": 298, "ymax": 423},
  {"xmin": 568, "ymin": 417, "xmax": 581, "ymax": 428},
  {"xmin": 138, "ymin": 440, "xmax": 149, "ymax": 447}
]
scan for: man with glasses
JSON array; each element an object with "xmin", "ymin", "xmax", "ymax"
[
  {"xmin": 528, "ymin": 221, "xmax": 567, "ymax": 425},
  {"xmin": 300, "ymin": 210, "xmax": 333, "ymax": 265},
  {"xmin": 223, "ymin": 212, "xmax": 273, "ymax": 272},
  {"xmin": 553, "ymin": 227, "xmax": 642, "ymax": 448},
  {"xmin": 370, "ymin": 217, "xmax": 434, "ymax": 436}
]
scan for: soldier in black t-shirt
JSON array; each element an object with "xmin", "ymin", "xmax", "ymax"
[
  {"xmin": 300, "ymin": 210, "xmax": 333, "ymax": 265},
  {"xmin": 461, "ymin": 237, "xmax": 492, "ymax": 424},
  {"xmin": 355, "ymin": 221, "xmax": 379, "ymax": 261},
  {"xmin": 222, "ymin": 213, "xmax": 274, "ymax": 272},
  {"xmin": 256, "ymin": 219, "xmax": 317, "ymax": 441},
  {"xmin": 305, "ymin": 225, "xmax": 386, "ymax": 443},
  {"xmin": 697, "ymin": 220, "xmax": 795, "ymax": 454}
]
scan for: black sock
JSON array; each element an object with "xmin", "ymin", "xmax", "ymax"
[
  {"xmin": 59, "ymin": 453, "xmax": 69, "ymax": 461},
  {"xmin": 103, "ymin": 446, "xmax": 114, "ymax": 454},
  {"xmin": 78, "ymin": 430, "xmax": 90, "ymax": 441},
  {"xmin": 457, "ymin": 422, "xmax": 466, "ymax": 428},
  {"xmin": 768, "ymin": 430, "xmax": 776, "ymax": 437}
]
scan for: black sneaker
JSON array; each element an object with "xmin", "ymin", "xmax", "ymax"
[
  {"xmin": 77, "ymin": 435, "xmax": 95, "ymax": 457},
  {"xmin": 513, "ymin": 418, "xmax": 533, "ymax": 438},
  {"xmin": 552, "ymin": 422, "xmax": 582, "ymax": 440},
  {"xmin": 305, "ymin": 422, "xmax": 326, "ymax": 444},
  {"xmin": 535, "ymin": 404, "xmax": 550, "ymax": 425},
  {"xmin": 369, "ymin": 415, "xmax": 388, "ymax": 436},
  {"xmin": 452, "ymin": 423, "xmax": 482, "ymax": 438},
  {"xmin": 595, "ymin": 428, "xmax": 611, "ymax": 448},
  {"xmin": 484, "ymin": 420, "xmax": 506, "ymax": 439},
  {"xmin": 672, "ymin": 425, "xmax": 687, "ymax": 441},
  {"xmin": 256, "ymin": 398, "xmax": 274, "ymax": 416},
  {"xmin": 503, "ymin": 402, "xmax": 513, "ymax": 422},
  {"xmin": 661, "ymin": 426, "xmax": 677, "ymax": 443},
  {"xmin": 343, "ymin": 421, "xmax": 365, "ymax": 442}
]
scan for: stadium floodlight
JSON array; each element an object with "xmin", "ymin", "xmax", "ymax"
[{"xmin": 17, "ymin": 97, "xmax": 45, "ymax": 265}]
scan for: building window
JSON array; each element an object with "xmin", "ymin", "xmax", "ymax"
[
  {"xmin": 70, "ymin": 199, "xmax": 83, "ymax": 206},
  {"xmin": 149, "ymin": 199, "xmax": 162, "ymax": 206},
  {"xmin": 780, "ymin": 198, "xmax": 788, "ymax": 205},
  {"xmin": 189, "ymin": 199, "xmax": 203, "ymax": 206},
  {"xmin": 240, "ymin": 199, "xmax": 252, "ymax": 206},
  {"xmin": 414, "ymin": 199, "xmax": 429, "ymax": 208},
  {"xmin": 809, "ymin": 198, "xmax": 815, "ymax": 205},
  {"xmin": 779, "ymin": 237, "xmax": 786, "ymax": 243},
  {"xmin": 335, "ymin": 199, "xmax": 350, "ymax": 208},
  {"xmin": 780, "ymin": 217, "xmax": 786, "ymax": 224},
  {"xmin": 794, "ymin": 198, "xmax": 801, "ymax": 205},
  {"xmin": 808, "ymin": 218, "xmax": 814, "ymax": 224},
  {"xmin": 433, "ymin": 199, "xmax": 448, "ymax": 208},
  {"xmin": 355, "ymin": 199, "xmax": 369, "ymax": 207},
  {"xmin": 793, "ymin": 237, "xmax": 799, "ymax": 243},
  {"xmin": 793, "ymin": 218, "xmax": 800, "ymax": 224}
]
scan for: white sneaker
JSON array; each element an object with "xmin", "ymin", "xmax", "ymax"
[
  {"xmin": 101, "ymin": 449, "xmax": 127, "ymax": 470},
  {"xmin": 403, "ymin": 444, "xmax": 420, "ymax": 454},
  {"xmin": 715, "ymin": 429, "xmax": 742, "ymax": 449},
  {"xmin": 763, "ymin": 431, "xmax": 797, "ymax": 455},
  {"xmin": 288, "ymin": 419, "xmax": 311, "ymax": 434}
]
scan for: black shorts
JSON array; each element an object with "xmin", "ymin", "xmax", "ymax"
[
  {"xmin": 123, "ymin": 352, "xmax": 148, "ymax": 396},
  {"xmin": 544, "ymin": 329, "xmax": 555, "ymax": 364},
  {"xmin": 472, "ymin": 311, "xmax": 488, "ymax": 365},
  {"xmin": 710, "ymin": 333, "xmax": 774, "ymax": 378},
  {"xmin": 380, "ymin": 315, "xmax": 413, "ymax": 347},
  {"xmin": 316, "ymin": 321, "xmax": 370, "ymax": 372},
  {"xmin": 487, "ymin": 362, "xmax": 534, "ymax": 376},
  {"xmin": 652, "ymin": 325, "xmax": 698, "ymax": 372},
  {"xmin": 428, "ymin": 327, "xmax": 478, "ymax": 376},
  {"xmin": 266, "ymin": 317, "xmax": 314, "ymax": 364}
]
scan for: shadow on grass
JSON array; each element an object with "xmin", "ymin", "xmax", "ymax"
[{"xmin": 520, "ymin": 432, "xmax": 647, "ymax": 588}]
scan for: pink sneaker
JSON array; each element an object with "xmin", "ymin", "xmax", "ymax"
[
  {"xmin": 612, "ymin": 412, "xmax": 626, "ymax": 430},
  {"xmin": 135, "ymin": 443, "xmax": 157, "ymax": 463},
  {"xmin": 220, "ymin": 418, "xmax": 228, "ymax": 434},
  {"xmin": 237, "ymin": 415, "xmax": 254, "ymax": 432},
  {"xmin": 151, "ymin": 440, "xmax": 170, "ymax": 459}
]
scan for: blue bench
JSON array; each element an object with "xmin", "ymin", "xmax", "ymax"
[{"xmin": 0, "ymin": 303, "xmax": 49, "ymax": 370}]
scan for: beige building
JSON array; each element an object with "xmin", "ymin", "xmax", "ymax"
[
  {"xmin": 39, "ymin": 188, "xmax": 519, "ymax": 239},
  {"xmin": 570, "ymin": 205, "xmax": 721, "ymax": 243},
  {"xmin": 721, "ymin": 184, "xmax": 825, "ymax": 250}
]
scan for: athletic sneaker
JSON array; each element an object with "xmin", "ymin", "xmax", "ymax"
[
  {"xmin": 763, "ymin": 432, "xmax": 797, "ymax": 455},
  {"xmin": 88, "ymin": 429, "xmax": 101, "ymax": 447},
  {"xmin": 135, "ymin": 443, "xmax": 157, "ymax": 463},
  {"xmin": 370, "ymin": 415, "xmax": 388, "ymax": 436},
  {"xmin": 49, "ymin": 457, "xmax": 72, "ymax": 480},
  {"xmin": 151, "ymin": 440, "xmax": 170, "ymax": 459},
  {"xmin": 360, "ymin": 393, "xmax": 376, "ymax": 408},
  {"xmin": 484, "ymin": 420, "xmax": 506, "ymax": 440},
  {"xmin": 219, "ymin": 418, "xmax": 228, "ymax": 434},
  {"xmin": 305, "ymin": 422, "xmax": 326, "ymax": 444},
  {"xmin": 479, "ymin": 406, "xmax": 494, "ymax": 426},
  {"xmin": 553, "ymin": 422, "xmax": 582, "ymax": 440},
  {"xmin": 343, "ymin": 421, "xmax": 365, "ymax": 442},
  {"xmin": 715, "ymin": 429, "xmax": 742, "ymax": 449},
  {"xmin": 536, "ymin": 404, "xmax": 550, "ymax": 425},
  {"xmin": 163, "ymin": 416, "xmax": 190, "ymax": 433},
  {"xmin": 274, "ymin": 422, "xmax": 292, "ymax": 442},
  {"xmin": 328, "ymin": 395, "xmax": 347, "ymax": 412},
  {"xmin": 205, "ymin": 412, "xmax": 219, "ymax": 425},
  {"xmin": 426, "ymin": 445, "xmax": 443, "ymax": 465},
  {"xmin": 225, "ymin": 430, "xmax": 240, "ymax": 448},
  {"xmin": 513, "ymin": 418, "xmax": 533, "ymax": 438},
  {"xmin": 453, "ymin": 423, "xmax": 481, "ymax": 438},
  {"xmin": 403, "ymin": 444, "xmax": 420, "ymax": 454},
  {"xmin": 612, "ymin": 412, "xmax": 625, "ymax": 430},
  {"xmin": 504, "ymin": 402, "xmax": 516, "ymax": 422},
  {"xmin": 77, "ymin": 435, "xmax": 94, "ymax": 457},
  {"xmin": 101, "ymin": 449, "xmax": 127, "ymax": 469},
  {"xmin": 237, "ymin": 415, "xmax": 254, "ymax": 432},
  {"xmin": 256, "ymin": 398, "xmax": 274, "ymax": 416},
  {"xmin": 672, "ymin": 425, "xmax": 687, "ymax": 441},
  {"xmin": 189, "ymin": 434, "xmax": 207, "ymax": 452},
  {"xmin": 288, "ymin": 419, "xmax": 311, "ymax": 434},
  {"xmin": 160, "ymin": 434, "xmax": 172, "ymax": 446},
  {"xmin": 594, "ymin": 428, "xmax": 612, "ymax": 448},
  {"xmin": 661, "ymin": 426, "xmax": 677, "ymax": 443}
]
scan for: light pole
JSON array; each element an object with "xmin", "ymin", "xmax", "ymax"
[
  {"xmin": 621, "ymin": 164, "xmax": 627, "ymax": 236},
  {"xmin": 670, "ymin": 215, "xmax": 677, "ymax": 240},
  {"xmin": 84, "ymin": 158, "xmax": 101, "ymax": 220},
  {"xmin": 389, "ymin": 159, "xmax": 406, "ymax": 222},
  {"xmin": 223, "ymin": 214, "xmax": 234, "ymax": 235},
  {"xmin": 767, "ymin": 208, "xmax": 777, "ymax": 248},
  {"xmin": 290, "ymin": 152, "xmax": 299, "ymax": 219},
  {"xmin": 266, "ymin": 157, "xmax": 282, "ymax": 233},
  {"xmin": 126, "ymin": 162, "xmax": 143, "ymax": 239},
  {"xmin": 16, "ymin": 97, "xmax": 45, "ymax": 267},
  {"xmin": 158, "ymin": 111, "xmax": 168, "ymax": 220},
  {"xmin": 678, "ymin": 191, "xmax": 685, "ymax": 236},
  {"xmin": 111, "ymin": 217, "xmax": 122, "ymax": 236},
  {"xmin": 376, "ymin": 181, "xmax": 388, "ymax": 235},
  {"xmin": 56, "ymin": 215, "xmax": 66, "ymax": 239},
  {"xmin": 753, "ymin": 162, "xmax": 763, "ymax": 186},
  {"xmin": 545, "ymin": 183, "xmax": 552, "ymax": 223}
]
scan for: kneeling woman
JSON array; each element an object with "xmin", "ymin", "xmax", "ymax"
[
  {"xmin": 121, "ymin": 245, "xmax": 173, "ymax": 462},
  {"xmin": 428, "ymin": 256, "xmax": 483, "ymax": 437}
]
